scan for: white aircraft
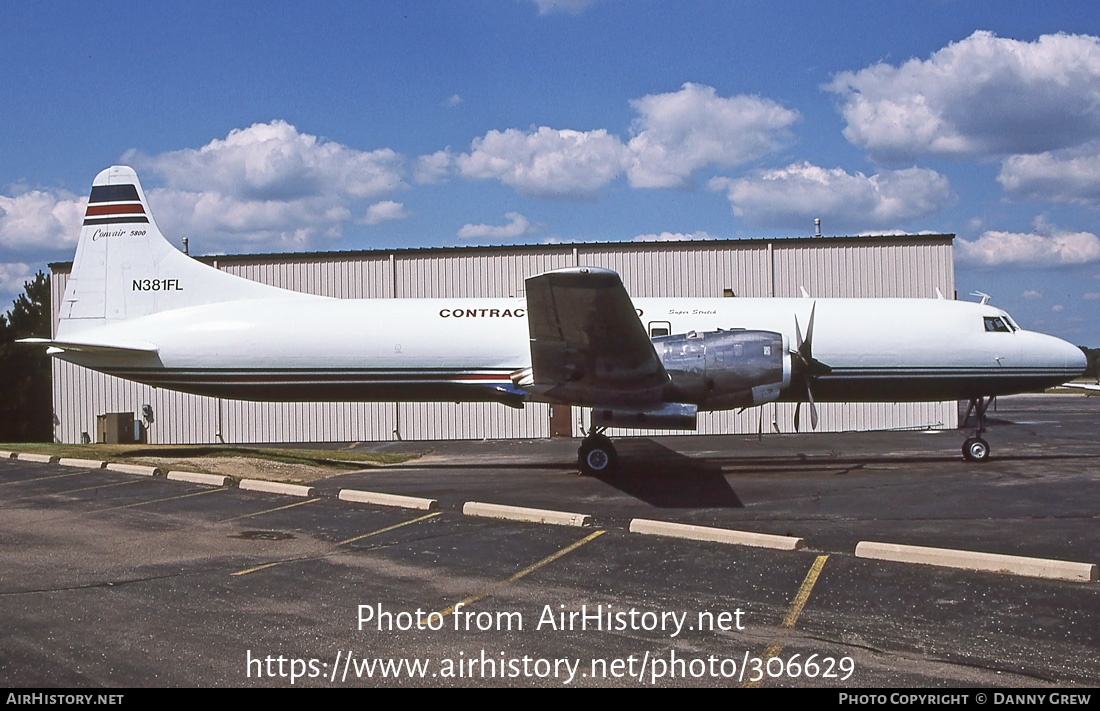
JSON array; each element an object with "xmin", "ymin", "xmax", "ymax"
[{"xmin": 24, "ymin": 166, "xmax": 1087, "ymax": 473}]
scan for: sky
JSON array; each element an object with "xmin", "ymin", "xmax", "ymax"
[{"xmin": 1, "ymin": 0, "xmax": 1099, "ymax": 345}]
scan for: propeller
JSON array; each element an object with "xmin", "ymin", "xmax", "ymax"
[{"xmin": 790, "ymin": 303, "xmax": 824, "ymax": 431}]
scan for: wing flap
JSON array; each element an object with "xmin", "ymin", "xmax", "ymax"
[{"xmin": 523, "ymin": 267, "xmax": 666, "ymax": 405}]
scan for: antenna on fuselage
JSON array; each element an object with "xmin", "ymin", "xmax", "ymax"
[{"xmin": 970, "ymin": 291, "xmax": 992, "ymax": 305}]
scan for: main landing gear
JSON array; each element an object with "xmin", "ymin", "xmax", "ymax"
[
  {"xmin": 961, "ymin": 396, "xmax": 994, "ymax": 462},
  {"xmin": 578, "ymin": 427, "xmax": 617, "ymax": 476}
]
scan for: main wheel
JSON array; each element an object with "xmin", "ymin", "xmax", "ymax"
[
  {"xmin": 962, "ymin": 437, "xmax": 990, "ymax": 462},
  {"xmin": 578, "ymin": 434, "xmax": 617, "ymax": 476}
]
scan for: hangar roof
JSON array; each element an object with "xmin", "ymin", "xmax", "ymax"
[{"xmin": 51, "ymin": 233, "xmax": 954, "ymax": 272}]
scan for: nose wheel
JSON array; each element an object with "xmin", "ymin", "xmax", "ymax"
[
  {"xmin": 962, "ymin": 436, "xmax": 990, "ymax": 462},
  {"xmin": 578, "ymin": 430, "xmax": 617, "ymax": 476},
  {"xmin": 961, "ymin": 396, "xmax": 994, "ymax": 463}
]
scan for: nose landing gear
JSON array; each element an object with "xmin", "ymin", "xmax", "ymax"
[{"xmin": 961, "ymin": 396, "xmax": 993, "ymax": 462}]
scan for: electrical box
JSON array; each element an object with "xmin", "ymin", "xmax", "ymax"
[{"xmin": 96, "ymin": 412, "xmax": 135, "ymax": 444}]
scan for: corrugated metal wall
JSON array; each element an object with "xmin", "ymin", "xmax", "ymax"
[{"xmin": 50, "ymin": 235, "xmax": 956, "ymax": 444}]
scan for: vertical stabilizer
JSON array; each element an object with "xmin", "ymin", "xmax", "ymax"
[{"xmin": 58, "ymin": 166, "xmax": 306, "ymax": 338}]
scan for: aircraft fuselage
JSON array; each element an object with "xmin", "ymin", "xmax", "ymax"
[{"xmin": 54, "ymin": 294, "xmax": 1085, "ymax": 406}]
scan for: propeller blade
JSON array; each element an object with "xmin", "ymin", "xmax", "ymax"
[
  {"xmin": 790, "ymin": 303, "xmax": 824, "ymax": 432},
  {"xmin": 807, "ymin": 381, "xmax": 819, "ymax": 430},
  {"xmin": 803, "ymin": 303, "xmax": 816, "ymax": 355}
]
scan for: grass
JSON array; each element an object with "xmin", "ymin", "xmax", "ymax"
[{"xmin": 0, "ymin": 443, "xmax": 417, "ymax": 469}]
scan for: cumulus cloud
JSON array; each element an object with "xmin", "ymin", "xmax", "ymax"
[
  {"xmin": 826, "ymin": 31, "xmax": 1100, "ymax": 162},
  {"xmin": 456, "ymin": 127, "xmax": 627, "ymax": 199},
  {"xmin": 0, "ymin": 262, "xmax": 32, "ymax": 296},
  {"xmin": 457, "ymin": 212, "xmax": 539, "ymax": 240},
  {"xmin": 454, "ymin": 84, "xmax": 798, "ymax": 198},
  {"xmin": 0, "ymin": 189, "xmax": 86, "ymax": 251},
  {"xmin": 414, "ymin": 149, "xmax": 456, "ymax": 185},
  {"xmin": 1022, "ymin": 290, "xmax": 1044, "ymax": 300},
  {"xmin": 998, "ymin": 142, "xmax": 1100, "ymax": 205},
  {"xmin": 127, "ymin": 120, "xmax": 404, "ymax": 201},
  {"xmin": 955, "ymin": 227, "xmax": 1100, "ymax": 267},
  {"xmin": 123, "ymin": 120, "xmax": 407, "ymax": 250},
  {"xmin": 626, "ymin": 83, "xmax": 799, "ymax": 188},
  {"xmin": 709, "ymin": 162, "xmax": 953, "ymax": 231},
  {"xmin": 633, "ymin": 230, "xmax": 716, "ymax": 242},
  {"xmin": 1083, "ymin": 292, "xmax": 1100, "ymax": 300},
  {"xmin": 146, "ymin": 188, "xmax": 350, "ymax": 250},
  {"xmin": 363, "ymin": 201, "xmax": 409, "ymax": 225}
]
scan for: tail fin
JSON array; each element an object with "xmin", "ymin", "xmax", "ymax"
[{"xmin": 58, "ymin": 166, "xmax": 300, "ymax": 337}]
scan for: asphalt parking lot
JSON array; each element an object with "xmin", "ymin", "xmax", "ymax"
[{"xmin": 1, "ymin": 394, "xmax": 1097, "ymax": 687}]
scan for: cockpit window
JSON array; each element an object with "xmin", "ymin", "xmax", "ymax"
[
  {"xmin": 1003, "ymin": 315, "xmax": 1020, "ymax": 331},
  {"xmin": 984, "ymin": 316, "xmax": 1011, "ymax": 333}
]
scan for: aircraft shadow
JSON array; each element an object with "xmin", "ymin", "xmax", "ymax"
[{"xmin": 592, "ymin": 438, "xmax": 744, "ymax": 508}]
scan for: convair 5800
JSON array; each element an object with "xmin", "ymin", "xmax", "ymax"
[{"xmin": 23, "ymin": 166, "xmax": 1087, "ymax": 474}]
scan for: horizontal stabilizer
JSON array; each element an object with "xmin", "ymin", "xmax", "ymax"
[{"xmin": 17, "ymin": 337, "xmax": 159, "ymax": 355}]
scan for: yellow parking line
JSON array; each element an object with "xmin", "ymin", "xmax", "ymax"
[
  {"xmin": 231, "ymin": 561, "xmax": 283, "ymax": 576},
  {"xmin": 782, "ymin": 554, "xmax": 828, "ymax": 628},
  {"xmin": 91, "ymin": 486, "xmax": 230, "ymax": 513},
  {"xmin": 0, "ymin": 470, "xmax": 92, "ymax": 486},
  {"xmin": 333, "ymin": 513, "xmax": 441, "ymax": 546},
  {"xmin": 743, "ymin": 554, "xmax": 829, "ymax": 688},
  {"xmin": 7, "ymin": 478, "xmax": 142, "ymax": 502},
  {"xmin": 432, "ymin": 530, "xmax": 606, "ymax": 621},
  {"xmin": 220, "ymin": 497, "xmax": 320, "ymax": 523},
  {"xmin": 231, "ymin": 511, "xmax": 441, "ymax": 576}
]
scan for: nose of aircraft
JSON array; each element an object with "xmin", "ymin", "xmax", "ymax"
[
  {"xmin": 1027, "ymin": 331, "xmax": 1088, "ymax": 375},
  {"xmin": 1063, "ymin": 336, "xmax": 1089, "ymax": 375}
]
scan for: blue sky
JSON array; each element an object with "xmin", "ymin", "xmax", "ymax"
[{"xmin": 2, "ymin": 0, "xmax": 1099, "ymax": 345}]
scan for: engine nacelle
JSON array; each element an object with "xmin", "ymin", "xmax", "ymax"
[
  {"xmin": 654, "ymin": 329, "xmax": 790, "ymax": 410},
  {"xmin": 591, "ymin": 402, "xmax": 698, "ymax": 430}
]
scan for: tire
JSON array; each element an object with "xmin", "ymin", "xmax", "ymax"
[
  {"xmin": 962, "ymin": 437, "xmax": 990, "ymax": 462},
  {"xmin": 578, "ymin": 434, "xmax": 617, "ymax": 476}
]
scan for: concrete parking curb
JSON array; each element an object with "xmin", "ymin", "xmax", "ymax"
[
  {"xmin": 462, "ymin": 501, "xmax": 591, "ymax": 527},
  {"xmin": 58, "ymin": 458, "xmax": 107, "ymax": 469},
  {"xmin": 105, "ymin": 463, "xmax": 163, "ymax": 476},
  {"xmin": 166, "ymin": 471, "xmax": 230, "ymax": 487},
  {"xmin": 629, "ymin": 518, "xmax": 804, "ymax": 550},
  {"xmin": 16, "ymin": 453, "xmax": 59, "ymax": 463},
  {"xmin": 855, "ymin": 541, "xmax": 1099, "ymax": 583},
  {"xmin": 0, "ymin": 451, "xmax": 16, "ymax": 459},
  {"xmin": 239, "ymin": 479, "xmax": 315, "ymax": 497},
  {"xmin": 339, "ymin": 489, "xmax": 438, "ymax": 511}
]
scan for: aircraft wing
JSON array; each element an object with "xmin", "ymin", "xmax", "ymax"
[
  {"xmin": 1061, "ymin": 381, "xmax": 1100, "ymax": 394},
  {"xmin": 520, "ymin": 267, "xmax": 668, "ymax": 405}
]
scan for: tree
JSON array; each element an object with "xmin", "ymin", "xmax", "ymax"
[
  {"xmin": 0, "ymin": 271, "xmax": 53, "ymax": 441},
  {"xmin": 1080, "ymin": 346, "xmax": 1099, "ymax": 380}
]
